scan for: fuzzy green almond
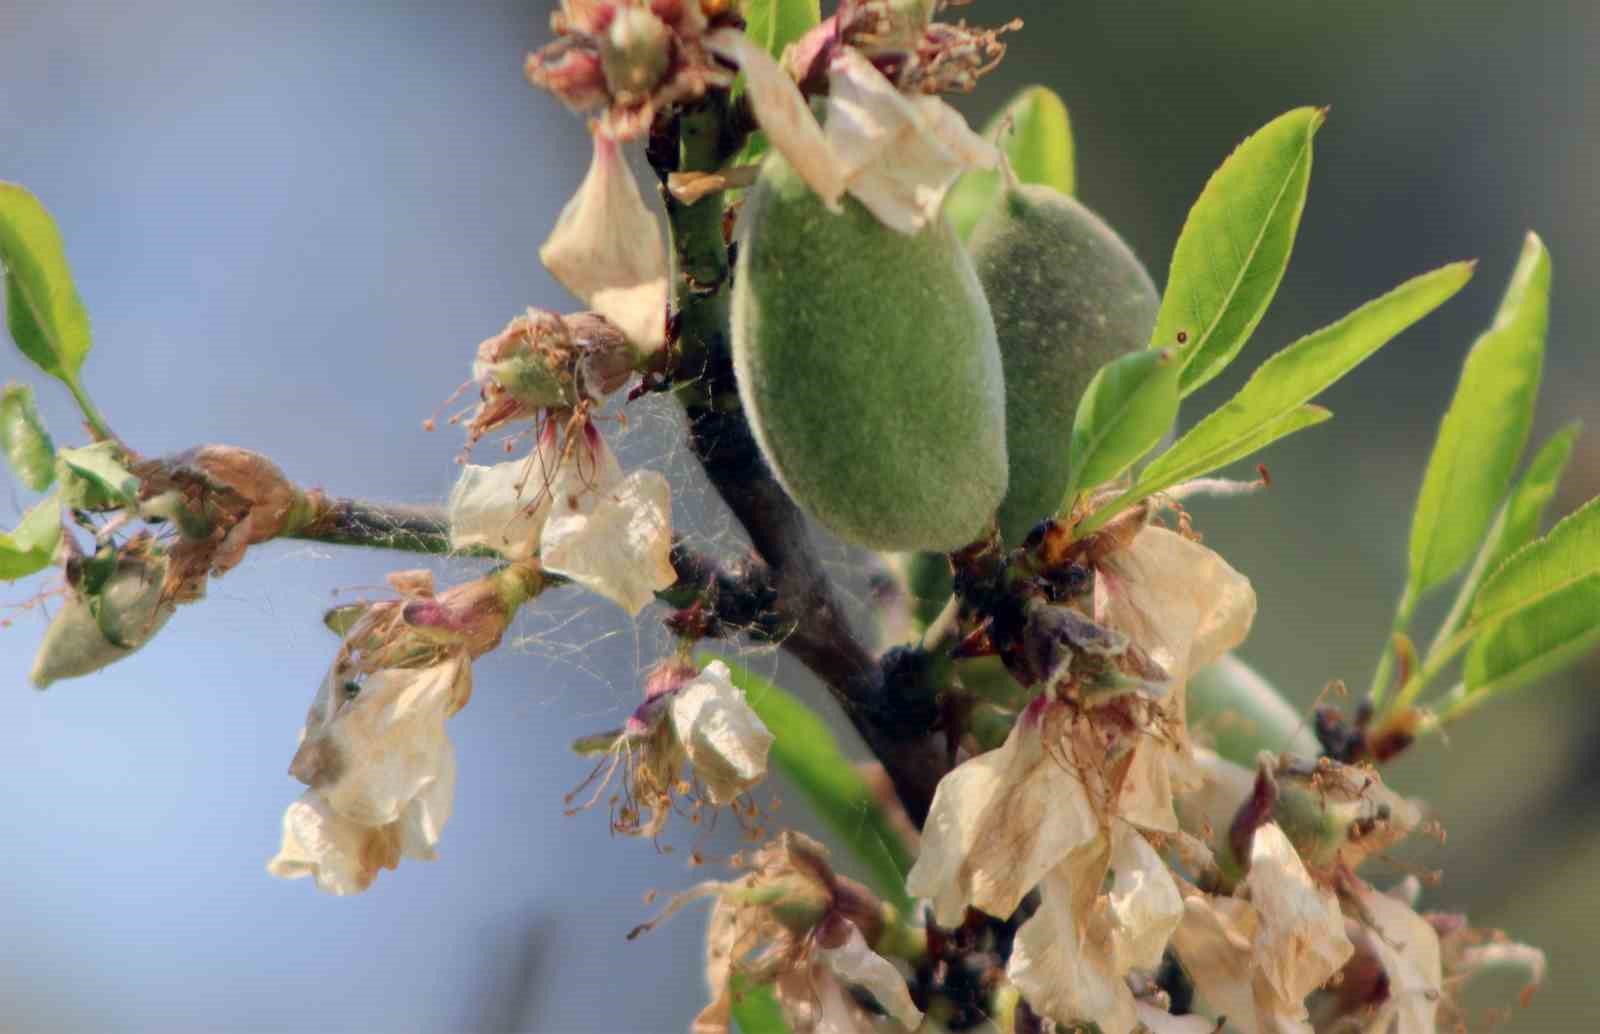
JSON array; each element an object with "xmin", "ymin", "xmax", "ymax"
[
  {"xmin": 969, "ymin": 183, "xmax": 1158, "ymax": 544},
  {"xmin": 732, "ymin": 153, "xmax": 1008, "ymax": 551}
]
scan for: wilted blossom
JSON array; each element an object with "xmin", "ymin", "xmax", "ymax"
[
  {"xmin": 268, "ymin": 566, "xmax": 535, "ymax": 894},
  {"xmin": 1170, "ymin": 823, "xmax": 1354, "ymax": 1034},
  {"xmin": 704, "ymin": 30, "xmax": 998, "ymax": 234},
  {"xmin": 539, "ymin": 130, "xmax": 669, "ymax": 353},
  {"xmin": 525, "ymin": 0, "xmax": 730, "ymax": 142},
  {"xmin": 905, "ymin": 521, "xmax": 1255, "ymax": 1028},
  {"xmin": 569, "ymin": 658, "xmax": 773, "ymax": 839},
  {"xmin": 633, "ymin": 832, "xmax": 921, "ymax": 1034},
  {"xmin": 1006, "ymin": 824, "xmax": 1184, "ymax": 1034},
  {"xmin": 448, "ymin": 417, "xmax": 675, "ymax": 615},
  {"xmin": 462, "ymin": 308, "xmax": 635, "ymax": 445}
]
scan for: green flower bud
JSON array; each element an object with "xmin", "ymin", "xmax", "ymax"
[
  {"xmin": 732, "ymin": 153, "xmax": 1008, "ymax": 551},
  {"xmin": 969, "ymin": 183, "xmax": 1158, "ymax": 545},
  {"xmin": 31, "ymin": 550, "xmax": 174, "ymax": 688},
  {"xmin": 600, "ymin": 7, "xmax": 671, "ymax": 103}
]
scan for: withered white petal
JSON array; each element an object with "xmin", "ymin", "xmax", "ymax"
[
  {"xmin": 1107, "ymin": 825, "xmax": 1183, "ymax": 973},
  {"xmin": 906, "ymin": 705, "xmax": 1098, "ymax": 926},
  {"xmin": 1097, "ymin": 527, "xmax": 1257, "ymax": 697},
  {"xmin": 703, "ymin": 29, "xmax": 846, "ymax": 208},
  {"xmin": 1355, "ymin": 886, "xmax": 1442, "ymax": 1034},
  {"xmin": 824, "ymin": 49, "xmax": 998, "ymax": 234},
  {"xmin": 314, "ymin": 660, "xmax": 465, "ymax": 828},
  {"xmin": 816, "ymin": 924, "xmax": 924, "ymax": 1032},
  {"xmin": 540, "ymin": 434, "xmax": 676, "ymax": 615},
  {"xmin": 397, "ymin": 738, "xmax": 456, "ymax": 861},
  {"xmin": 669, "ymin": 659, "xmax": 775, "ymax": 805},
  {"xmin": 1134, "ymin": 1002, "xmax": 1220, "ymax": 1034},
  {"xmin": 1008, "ymin": 866, "xmax": 1137, "ymax": 1034},
  {"xmin": 446, "ymin": 440, "xmax": 561, "ymax": 559},
  {"xmin": 1246, "ymin": 823, "xmax": 1354, "ymax": 1003},
  {"xmin": 267, "ymin": 791, "xmax": 390, "ymax": 896},
  {"xmin": 539, "ymin": 131, "xmax": 668, "ymax": 351}
]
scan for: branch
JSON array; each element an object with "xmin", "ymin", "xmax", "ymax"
[{"xmin": 652, "ymin": 98, "xmax": 948, "ymax": 824}]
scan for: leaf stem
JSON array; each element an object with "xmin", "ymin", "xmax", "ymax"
[
  {"xmin": 66, "ymin": 377, "xmax": 115, "ymax": 443},
  {"xmin": 1368, "ymin": 584, "xmax": 1418, "ymax": 707}
]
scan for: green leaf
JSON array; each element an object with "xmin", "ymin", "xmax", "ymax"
[
  {"xmin": 715, "ymin": 656, "xmax": 914, "ymax": 912},
  {"xmin": 0, "ymin": 381, "xmax": 56, "ymax": 491},
  {"xmin": 946, "ymin": 85, "xmax": 1075, "ymax": 240},
  {"xmin": 0, "ymin": 183, "xmax": 93, "ymax": 385},
  {"xmin": 1485, "ymin": 421, "xmax": 1581, "ymax": 578},
  {"xmin": 1095, "ymin": 263, "xmax": 1471, "ymax": 531},
  {"xmin": 1110, "ymin": 404, "xmax": 1330, "ymax": 514},
  {"xmin": 740, "ymin": 0, "xmax": 820, "ymax": 59},
  {"xmin": 731, "ymin": 0, "xmax": 821, "ymax": 169},
  {"xmin": 0, "ymin": 496, "xmax": 62, "ymax": 580},
  {"xmin": 1406, "ymin": 233, "xmax": 1550, "ymax": 599},
  {"xmin": 731, "ymin": 973, "xmax": 792, "ymax": 1034},
  {"xmin": 1472, "ymin": 495, "xmax": 1600, "ymax": 630},
  {"xmin": 57, "ymin": 441, "xmax": 139, "ymax": 510},
  {"xmin": 1153, "ymin": 108, "xmax": 1323, "ymax": 398},
  {"xmin": 1064, "ymin": 348, "xmax": 1181, "ymax": 504},
  {"xmin": 1463, "ymin": 576, "xmax": 1600, "ymax": 700}
]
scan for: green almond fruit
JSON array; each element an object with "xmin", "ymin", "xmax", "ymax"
[
  {"xmin": 732, "ymin": 154, "xmax": 1008, "ymax": 551},
  {"xmin": 970, "ymin": 183, "xmax": 1159, "ymax": 545}
]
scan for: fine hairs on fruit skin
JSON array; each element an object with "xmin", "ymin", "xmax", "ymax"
[
  {"xmin": 732, "ymin": 153, "xmax": 1009, "ymax": 552},
  {"xmin": 970, "ymin": 182, "xmax": 1160, "ymax": 546}
]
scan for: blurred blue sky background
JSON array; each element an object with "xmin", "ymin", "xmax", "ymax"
[{"xmin": 2, "ymin": 1, "xmax": 1598, "ymax": 1030}]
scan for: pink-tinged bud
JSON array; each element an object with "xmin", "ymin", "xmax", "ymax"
[
  {"xmin": 525, "ymin": 37, "xmax": 609, "ymax": 113},
  {"xmin": 401, "ymin": 565, "xmax": 540, "ymax": 660},
  {"xmin": 643, "ymin": 655, "xmax": 699, "ymax": 701},
  {"xmin": 565, "ymin": 311, "xmax": 636, "ymax": 398},
  {"xmin": 600, "ymin": 7, "xmax": 672, "ymax": 103},
  {"xmin": 554, "ymin": 0, "xmax": 617, "ymax": 37}
]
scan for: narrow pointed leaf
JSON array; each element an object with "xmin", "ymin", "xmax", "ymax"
[
  {"xmin": 946, "ymin": 85, "xmax": 1074, "ymax": 240},
  {"xmin": 1485, "ymin": 421, "xmax": 1580, "ymax": 578},
  {"xmin": 714, "ymin": 656, "xmax": 914, "ymax": 911},
  {"xmin": 0, "ymin": 183, "xmax": 93, "ymax": 384},
  {"xmin": 1111, "ymin": 404, "xmax": 1330, "ymax": 514},
  {"xmin": 1064, "ymin": 348, "xmax": 1181, "ymax": 503},
  {"xmin": 1155, "ymin": 108, "xmax": 1323, "ymax": 397},
  {"xmin": 1105, "ymin": 263, "xmax": 1471, "ymax": 530},
  {"xmin": 1, "ymin": 382, "xmax": 56, "ymax": 491},
  {"xmin": 1472, "ymin": 495, "xmax": 1600, "ymax": 629},
  {"xmin": 1407, "ymin": 233, "xmax": 1550, "ymax": 598},
  {"xmin": 0, "ymin": 496, "xmax": 62, "ymax": 580},
  {"xmin": 1463, "ymin": 576, "xmax": 1600, "ymax": 700}
]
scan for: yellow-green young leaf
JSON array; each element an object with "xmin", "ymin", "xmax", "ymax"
[
  {"xmin": 1064, "ymin": 349, "xmax": 1180, "ymax": 504},
  {"xmin": 1407, "ymin": 233, "xmax": 1550, "ymax": 599},
  {"xmin": 1484, "ymin": 421, "xmax": 1580, "ymax": 578},
  {"xmin": 946, "ymin": 85, "xmax": 1074, "ymax": 241},
  {"xmin": 714, "ymin": 656, "xmax": 914, "ymax": 911},
  {"xmin": 731, "ymin": 973, "xmax": 791, "ymax": 1034},
  {"xmin": 1, "ymin": 381, "xmax": 56, "ymax": 491},
  {"xmin": 0, "ymin": 496, "xmax": 62, "ymax": 580},
  {"xmin": 731, "ymin": 0, "xmax": 821, "ymax": 168},
  {"xmin": 1156, "ymin": 108, "xmax": 1323, "ymax": 398},
  {"xmin": 1464, "ymin": 575, "xmax": 1600, "ymax": 700},
  {"xmin": 1125, "ymin": 264, "xmax": 1471, "ymax": 517},
  {"xmin": 57, "ymin": 441, "xmax": 139, "ymax": 510},
  {"xmin": 0, "ymin": 183, "xmax": 93, "ymax": 385},
  {"xmin": 1472, "ymin": 495, "xmax": 1600, "ymax": 629},
  {"xmin": 1112, "ymin": 404, "xmax": 1330, "ymax": 517}
]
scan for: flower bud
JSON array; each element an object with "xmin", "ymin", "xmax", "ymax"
[
  {"xmin": 600, "ymin": 7, "xmax": 671, "ymax": 103},
  {"xmin": 30, "ymin": 548, "xmax": 175, "ymax": 688}
]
